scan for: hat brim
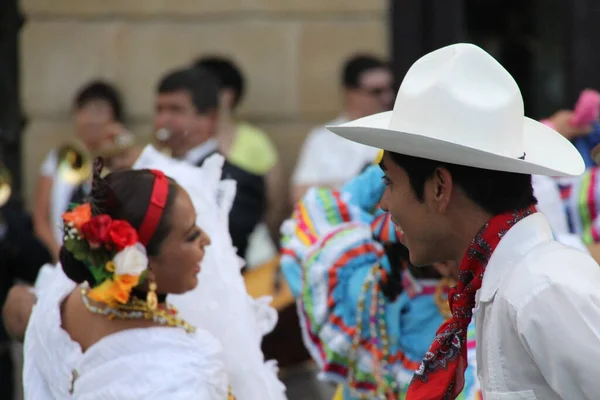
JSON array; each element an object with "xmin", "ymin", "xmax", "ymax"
[{"xmin": 327, "ymin": 111, "xmax": 585, "ymax": 177}]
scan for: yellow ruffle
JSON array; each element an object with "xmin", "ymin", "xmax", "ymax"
[{"xmin": 87, "ymin": 274, "xmax": 140, "ymax": 307}]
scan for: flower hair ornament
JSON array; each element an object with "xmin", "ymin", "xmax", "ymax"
[
  {"xmin": 62, "ymin": 159, "xmax": 195, "ymax": 334},
  {"xmin": 62, "ymin": 202, "xmax": 147, "ymax": 307}
]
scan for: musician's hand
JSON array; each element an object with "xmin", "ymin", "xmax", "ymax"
[{"xmin": 103, "ymin": 122, "xmax": 128, "ymax": 141}]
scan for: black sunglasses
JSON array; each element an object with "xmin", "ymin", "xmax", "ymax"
[{"xmin": 358, "ymin": 85, "xmax": 394, "ymax": 97}]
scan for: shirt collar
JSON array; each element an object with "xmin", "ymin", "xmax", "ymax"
[
  {"xmin": 181, "ymin": 139, "xmax": 219, "ymax": 165},
  {"xmin": 478, "ymin": 212, "xmax": 554, "ymax": 303}
]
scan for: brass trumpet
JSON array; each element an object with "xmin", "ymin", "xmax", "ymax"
[
  {"xmin": 56, "ymin": 140, "xmax": 92, "ymax": 185},
  {"xmin": 0, "ymin": 162, "xmax": 12, "ymax": 208},
  {"xmin": 57, "ymin": 127, "xmax": 142, "ymax": 181}
]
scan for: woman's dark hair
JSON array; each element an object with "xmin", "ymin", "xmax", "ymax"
[
  {"xmin": 388, "ymin": 152, "xmax": 537, "ymax": 215},
  {"xmin": 380, "ymin": 242, "xmax": 442, "ymax": 301},
  {"xmin": 60, "ymin": 158, "xmax": 179, "ymax": 284},
  {"xmin": 73, "ymin": 80, "xmax": 124, "ymax": 123}
]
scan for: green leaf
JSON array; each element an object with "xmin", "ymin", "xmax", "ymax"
[
  {"xmin": 63, "ymin": 239, "xmax": 89, "ymax": 262},
  {"xmin": 87, "ymin": 249, "xmax": 112, "ymax": 268},
  {"xmin": 67, "ymin": 202, "xmax": 81, "ymax": 212},
  {"xmin": 138, "ymin": 269, "xmax": 148, "ymax": 285},
  {"xmin": 86, "ymin": 261, "xmax": 113, "ymax": 285}
]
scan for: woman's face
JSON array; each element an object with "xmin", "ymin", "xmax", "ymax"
[
  {"xmin": 74, "ymin": 99, "xmax": 116, "ymax": 150},
  {"xmin": 148, "ymin": 187, "xmax": 210, "ymax": 294}
]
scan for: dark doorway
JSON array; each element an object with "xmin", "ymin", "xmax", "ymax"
[
  {"xmin": 465, "ymin": 0, "xmax": 566, "ymax": 119},
  {"xmin": 0, "ymin": 0, "xmax": 25, "ymax": 210},
  {"xmin": 390, "ymin": 0, "xmax": 600, "ymax": 120}
]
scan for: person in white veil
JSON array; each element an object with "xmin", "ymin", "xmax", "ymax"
[
  {"xmin": 22, "ymin": 145, "xmax": 286, "ymax": 399},
  {"xmin": 24, "ymin": 158, "xmax": 229, "ymax": 399},
  {"xmin": 133, "ymin": 145, "xmax": 286, "ymax": 400}
]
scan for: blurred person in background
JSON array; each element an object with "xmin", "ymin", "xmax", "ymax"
[
  {"xmin": 290, "ymin": 54, "xmax": 394, "ymax": 204},
  {"xmin": 33, "ymin": 81, "xmax": 125, "ymax": 262},
  {"xmin": 542, "ymin": 89, "xmax": 600, "ymax": 168},
  {"xmin": 154, "ymin": 66, "xmax": 266, "ymax": 263},
  {"xmin": 193, "ymin": 56, "xmax": 284, "ymax": 252},
  {"xmin": 0, "ymin": 188, "xmax": 51, "ymax": 399}
]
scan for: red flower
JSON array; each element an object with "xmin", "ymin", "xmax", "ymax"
[
  {"xmin": 81, "ymin": 215, "xmax": 112, "ymax": 248},
  {"xmin": 108, "ymin": 220, "xmax": 139, "ymax": 251}
]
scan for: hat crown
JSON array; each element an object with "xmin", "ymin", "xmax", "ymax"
[{"xmin": 389, "ymin": 43, "xmax": 524, "ymax": 158}]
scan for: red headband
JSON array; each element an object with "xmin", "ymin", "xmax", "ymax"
[{"xmin": 138, "ymin": 170, "xmax": 169, "ymax": 246}]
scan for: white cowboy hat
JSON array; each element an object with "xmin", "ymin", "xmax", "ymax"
[{"xmin": 327, "ymin": 43, "xmax": 585, "ymax": 177}]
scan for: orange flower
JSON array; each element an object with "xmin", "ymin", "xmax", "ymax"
[
  {"xmin": 87, "ymin": 275, "xmax": 140, "ymax": 307},
  {"xmin": 63, "ymin": 203, "xmax": 92, "ymax": 231}
]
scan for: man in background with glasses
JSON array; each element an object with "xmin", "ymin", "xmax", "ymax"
[{"xmin": 290, "ymin": 54, "xmax": 395, "ymax": 203}]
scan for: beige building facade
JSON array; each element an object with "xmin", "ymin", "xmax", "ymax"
[{"xmin": 20, "ymin": 0, "xmax": 387, "ymax": 209}]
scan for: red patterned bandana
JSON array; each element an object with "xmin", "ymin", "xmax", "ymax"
[{"xmin": 406, "ymin": 206, "xmax": 536, "ymax": 399}]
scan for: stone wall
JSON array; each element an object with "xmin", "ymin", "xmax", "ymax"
[{"xmin": 20, "ymin": 0, "xmax": 388, "ymax": 209}]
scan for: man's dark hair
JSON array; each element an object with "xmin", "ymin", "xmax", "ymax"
[
  {"xmin": 388, "ymin": 152, "xmax": 537, "ymax": 215},
  {"xmin": 193, "ymin": 56, "xmax": 245, "ymax": 109},
  {"xmin": 342, "ymin": 54, "xmax": 388, "ymax": 88},
  {"xmin": 157, "ymin": 67, "xmax": 219, "ymax": 114},
  {"xmin": 73, "ymin": 80, "xmax": 124, "ymax": 122}
]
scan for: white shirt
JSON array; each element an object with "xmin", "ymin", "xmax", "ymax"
[
  {"xmin": 24, "ymin": 267, "xmax": 229, "ymax": 400},
  {"xmin": 182, "ymin": 139, "xmax": 219, "ymax": 166},
  {"xmin": 476, "ymin": 213, "xmax": 600, "ymax": 399},
  {"xmin": 40, "ymin": 149, "xmax": 81, "ymax": 245},
  {"xmin": 292, "ymin": 116, "xmax": 380, "ymax": 187}
]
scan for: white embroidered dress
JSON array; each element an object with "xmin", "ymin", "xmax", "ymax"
[
  {"xmin": 23, "ymin": 266, "xmax": 228, "ymax": 399},
  {"xmin": 132, "ymin": 146, "xmax": 286, "ymax": 400},
  {"xmin": 24, "ymin": 146, "xmax": 286, "ymax": 399}
]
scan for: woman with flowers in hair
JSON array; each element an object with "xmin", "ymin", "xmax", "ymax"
[
  {"xmin": 280, "ymin": 165, "xmax": 481, "ymax": 400},
  {"xmin": 22, "ymin": 158, "xmax": 233, "ymax": 399}
]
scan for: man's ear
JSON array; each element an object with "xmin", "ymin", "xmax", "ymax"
[
  {"xmin": 220, "ymin": 89, "xmax": 236, "ymax": 112},
  {"xmin": 431, "ymin": 167, "xmax": 453, "ymax": 213}
]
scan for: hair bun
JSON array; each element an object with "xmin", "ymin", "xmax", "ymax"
[
  {"xmin": 93, "ymin": 156, "xmax": 105, "ymax": 179},
  {"xmin": 59, "ymin": 246, "xmax": 95, "ymax": 285},
  {"xmin": 90, "ymin": 156, "xmax": 119, "ymax": 215}
]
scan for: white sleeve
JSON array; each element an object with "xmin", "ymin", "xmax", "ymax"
[
  {"xmin": 40, "ymin": 149, "xmax": 58, "ymax": 177},
  {"xmin": 22, "ymin": 357, "xmax": 53, "ymax": 400},
  {"xmin": 517, "ymin": 282, "xmax": 600, "ymax": 399},
  {"xmin": 23, "ymin": 319, "xmax": 54, "ymax": 400},
  {"xmin": 291, "ymin": 130, "xmax": 328, "ymax": 185}
]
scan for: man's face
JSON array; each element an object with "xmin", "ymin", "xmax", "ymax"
[
  {"xmin": 347, "ymin": 68, "xmax": 395, "ymax": 117},
  {"xmin": 153, "ymin": 90, "xmax": 213, "ymax": 157},
  {"xmin": 379, "ymin": 152, "xmax": 452, "ymax": 267}
]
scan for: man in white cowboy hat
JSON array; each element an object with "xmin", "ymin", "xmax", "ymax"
[{"xmin": 328, "ymin": 43, "xmax": 600, "ymax": 399}]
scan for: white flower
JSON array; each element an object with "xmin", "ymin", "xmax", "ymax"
[{"xmin": 113, "ymin": 243, "xmax": 148, "ymax": 276}]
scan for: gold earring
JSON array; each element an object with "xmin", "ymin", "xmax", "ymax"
[{"xmin": 147, "ymin": 282, "xmax": 158, "ymax": 311}]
